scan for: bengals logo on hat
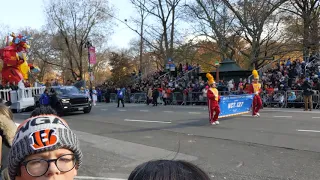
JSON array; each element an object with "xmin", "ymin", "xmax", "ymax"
[{"xmin": 29, "ymin": 129, "xmax": 58, "ymax": 150}]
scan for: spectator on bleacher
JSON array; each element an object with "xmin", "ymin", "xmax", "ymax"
[
  {"xmin": 273, "ymin": 92, "xmax": 285, "ymax": 107},
  {"xmin": 194, "ymin": 63, "xmax": 200, "ymax": 75},
  {"xmin": 314, "ymin": 78, "xmax": 320, "ymax": 91},
  {"xmin": 178, "ymin": 63, "xmax": 183, "ymax": 74},
  {"xmin": 265, "ymin": 84, "xmax": 274, "ymax": 95},
  {"xmin": 287, "ymin": 91, "xmax": 297, "ymax": 108},
  {"xmin": 288, "ymin": 91, "xmax": 297, "ymax": 102},
  {"xmin": 227, "ymin": 79, "xmax": 234, "ymax": 92},
  {"xmin": 302, "ymin": 77, "xmax": 313, "ymax": 111}
]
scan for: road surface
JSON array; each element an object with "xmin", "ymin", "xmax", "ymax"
[{"xmin": 14, "ymin": 103, "xmax": 320, "ymax": 180}]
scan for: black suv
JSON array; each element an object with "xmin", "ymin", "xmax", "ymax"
[{"xmin": 35, "ymin": 86, "xmax": 92, "ymax": 115}]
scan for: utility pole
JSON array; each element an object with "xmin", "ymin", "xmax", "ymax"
[
  {"xmin": 139, "ymin": 11, "xmax": 144, "ymax": 74},
  {"xmin": 85, "ymin": 40, "xmax": 93, "ymax": 89}
]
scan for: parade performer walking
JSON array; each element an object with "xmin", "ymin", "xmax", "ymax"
[
  {"xmin": 249, "ymin": 70, "xmax": 262, "ymax": 117},
  {"xmin": 206, "ymin": 73, "xmax": 220, "ymax": 125}
]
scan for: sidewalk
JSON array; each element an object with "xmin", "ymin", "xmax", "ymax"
[{"xmin": 262, "ymin": 108, "xmax": 320, "ymax": 113}]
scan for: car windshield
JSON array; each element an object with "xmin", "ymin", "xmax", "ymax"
[{"xmin": 54, "ymin": 86, "xmax": 80, "ymax": 95}]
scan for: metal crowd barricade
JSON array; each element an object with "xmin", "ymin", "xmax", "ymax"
[
  {"xmin": 289, "ymin": 90, "xmax": 319, "ymax": 109},
  {"xmin": 132, "ymin": 93, "xmax": 147, "ymax": 103},
  {"xmin": 109, "ymin": 90, "xmax": 320, "ymax": 109},
  {"xmin": 169, "ymin": 92, "xmax": 183, "ymax": 105},
  {"xmin": 110, "ymin": 93, "xmax": 117, "ymax": 103},
  {"xmin": 219, "ymin": 91, "xmax": 242, "ymax": 96},
  {"xmin": 286, "ymin": 90, "xmax": 304, "ymax": 108},
  {"xmin": 313, "ymin": 90, "xmax": 320, "ymax": 109},
  {"xmin": 261, "ymin": 90, "xmax": 287, "ymax": 108},
  {"xmin": 185, "ymin": 92, "xmax": 207, "ymax": 105}
]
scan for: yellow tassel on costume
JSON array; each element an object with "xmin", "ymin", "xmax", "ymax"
[
  {"xmin": 206, "ymin": 73, "xmax": 215, "ymax": 84},
  {"xmin": 252, "ymin": 69, "xmax": 259, "ymax": 79}
]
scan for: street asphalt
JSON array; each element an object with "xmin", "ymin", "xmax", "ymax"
[{"xmin": 13, "ymin": 103, "xmax": 320, "ymax": 180}]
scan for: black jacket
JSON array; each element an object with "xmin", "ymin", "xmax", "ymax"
[{"xmin": 302, "ymin": 80, "xmax": 313, "ymax": 96}]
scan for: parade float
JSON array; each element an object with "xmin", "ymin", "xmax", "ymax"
[{"xmin": 0, "ymin": 33, "xmax": 45, "ymax": 112}]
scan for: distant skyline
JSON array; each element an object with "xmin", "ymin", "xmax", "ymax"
[{"xmin": 0, "ymin": 0, "xmax": 137, "ymax": 48}]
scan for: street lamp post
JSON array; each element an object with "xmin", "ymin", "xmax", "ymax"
[
  {"xmin": 85, "ymin": 40, "xmax": 93, "ymax": 89},
  {"xmin": 214, "ymin": 60, "xmax": 220, "ymax": 82}
]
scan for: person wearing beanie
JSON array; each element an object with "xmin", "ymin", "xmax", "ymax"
[
  {"xmin": 206, "ymin": 73, "xmax": 220, "ymax": 125},
  {"xmin": 249, "ymin": 70, "xmax": 262, "ymax": 117},
  {"xmin": 8, "ymin": 115, "xmax": 83, "ymax": 180}
]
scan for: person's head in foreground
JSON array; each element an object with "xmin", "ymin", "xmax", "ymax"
[
  {"xmin": 128, "ymin": 160, "xmax": 210, "ymax": 180},
  {"xmin": 30, "ymin": 106, "xmax": 57, "ymax": 118},
  {"xmin": 8, "ymin": 115, "xmax": 83, "ymax": 180}
]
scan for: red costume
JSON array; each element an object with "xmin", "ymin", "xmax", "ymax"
[
  {"xmin": 206, "ymin": 73, "xmax": 220, "ymax": 124},
  {"xmin": 249, "ymin": 70, "xmax": 262, "ymax": 116},
  {"xmin": 207, "ymin": 87, "xmax": 220, "ymax": 123}
]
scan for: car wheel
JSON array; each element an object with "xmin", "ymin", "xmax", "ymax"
[{"xmin": 83, "ymin": 107, "xmax": 91, "ymax": 114}]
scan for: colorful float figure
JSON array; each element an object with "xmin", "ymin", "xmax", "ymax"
[{"xmin": 0, "ymin": 33, "xmax": 40, "ymax": 86}]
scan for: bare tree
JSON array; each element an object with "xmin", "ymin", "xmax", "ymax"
[
  {"xmin": 185, "ymin": 0, "xmax": 237, "ymax": 61},
  {"xmin": 221, "ymin": 0, "xmax": 289, "ymax": 68},
  {"xmin": 128, "ymin": 0, "xmax": 182, "ymax": 67},
  {"xmin": 130, "ymin": 0, "xmax": 149, "ymax": 72},
  {"xmin": 45, "ymin": 0, "xmax": 113, "ymax": 80},
  {"xmin": 282, "ymin": 0, "xmax": 320, "ymax": 58}
]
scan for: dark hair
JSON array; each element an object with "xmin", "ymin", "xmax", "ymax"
[
  {"xmin": 128, "ymin": 160, "xmax": 210, "ymax": 180},
  {"xmin": 30, "ymin": 106, "xmax": 57, "ymax": 117}
]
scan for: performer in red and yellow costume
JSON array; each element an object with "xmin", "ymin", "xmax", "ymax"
[
  {"xmin": 206, "ymin": 73, "xmax": 220, "ymax": 125},
  {"xmin": 248, "ymin": 70, "xmax": 262, "ymax": 117}
]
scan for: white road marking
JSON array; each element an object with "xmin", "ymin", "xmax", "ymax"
[
  {"xmin": 273, "ymin": 116, "xmax": 292, "ymax": 118},
  {"xmin": 297, "ymin": 129, "xmax": 320, "ymax": 133},
  {"xmin": 188, "ymin": 112, "xmax": 201, "ymax": 115},
  {"xmin": 312, "ymin": 117, "xmax": 320, "ymax": 119},
  {"xmin": 118, "ymin": 109, "xmax": 126, "ymax": 111},
  {"xmin": 263, "ymin": 109, "xmax": 320, "ymax": 114},
  {"xmin": 124, "ymin": 119, "xmax": 171, "ymax": 124},
  {"xmin": 100, "ymin": 109, "xmax": 108, "ymax": 111},
  {"xmin": 241, "ymin": 115, "xmax": 252, "ymax": 117},
  {"xmin": 20, "ymin": 113, "xmax": 29, "ymax": 116},
  {"xmin": 75, "ymin": 176, "xmax": 126, "ymax": 180},
  {"xmin": 15, "ymin": 123, "xmax": 20, "ymax": 126},
  {"xmin": 140, "ymin": 110, "xmax": 149, "ymax": 112},
  {"xmin": 163, "ymin": 111, "xmax": 174, "ymax": 113}
]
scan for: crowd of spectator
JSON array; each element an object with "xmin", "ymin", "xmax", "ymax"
[{"xmin": 96, "ymin": 56, "xmax": 320, "ymax": 108}]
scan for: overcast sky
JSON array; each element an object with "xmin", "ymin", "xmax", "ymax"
[{"xmin": 0, "ymin": 0, "xmax": 137, "ymax": 48}]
